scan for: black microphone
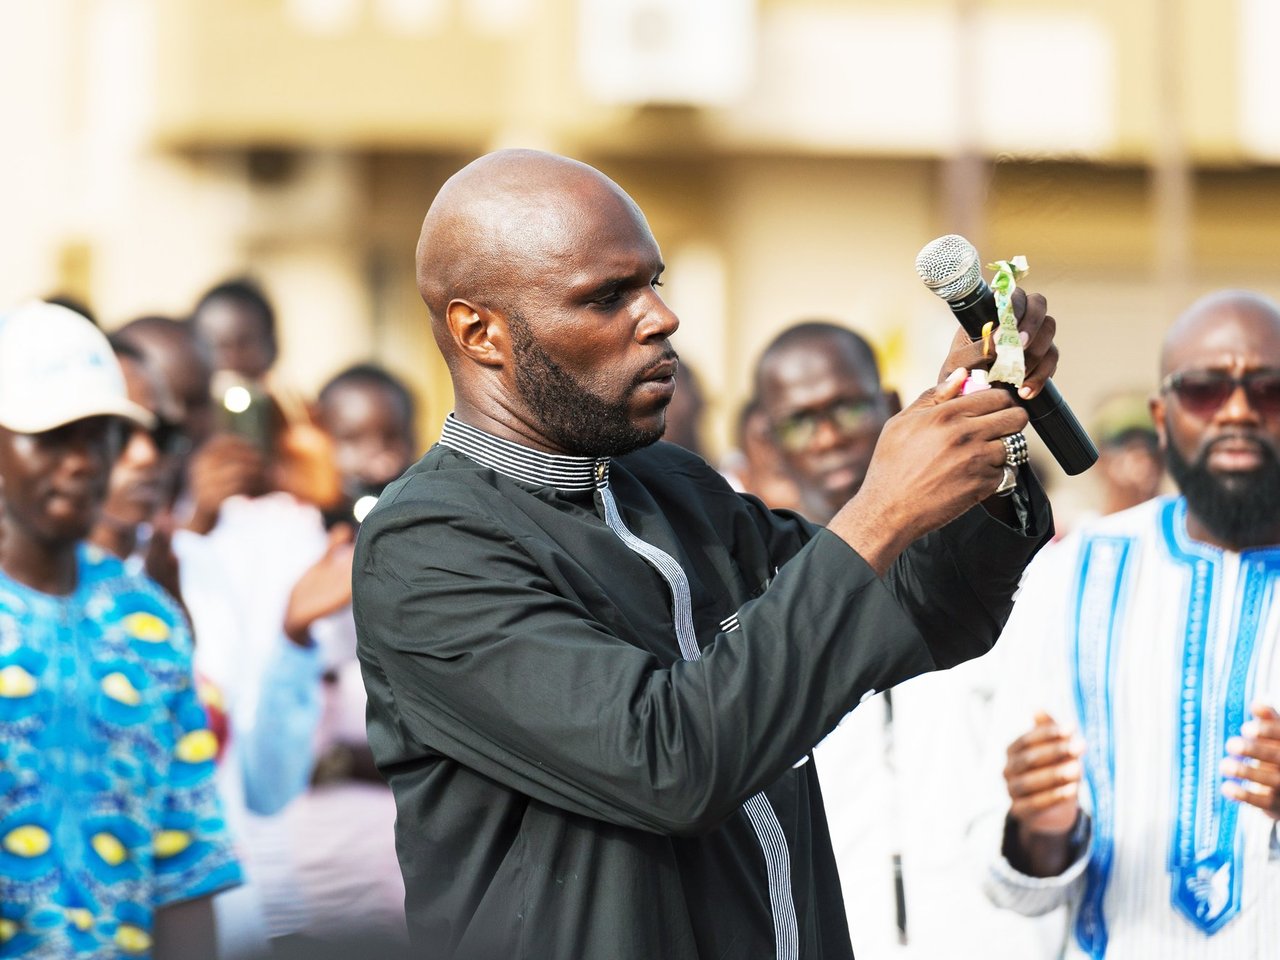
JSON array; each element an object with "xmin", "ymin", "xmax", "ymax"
[{"xmin": 914, "ymin": 235, "xmax": 1098, "ymax": 476}]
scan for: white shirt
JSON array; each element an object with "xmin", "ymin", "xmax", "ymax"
[
  {"xmin": 982, "ymin": 496, "xmax": 1280, "ymax": 958},
  {"xmin": 817, "ymin": 655, "xmax": 1067, "ymax": 958}
]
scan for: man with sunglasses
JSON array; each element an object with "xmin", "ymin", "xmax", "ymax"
[
  {"xmin": 985, "ymin": 290, "xmax": 1280, "ymax": 957},
  {"xmin": 89, "ymin": 337, "xmax": 188, "ymax": 600}
]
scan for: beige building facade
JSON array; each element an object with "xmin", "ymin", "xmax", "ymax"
[{"xmin": 3, "ymin": 0, "xmax": 1279, "ymax": 509}]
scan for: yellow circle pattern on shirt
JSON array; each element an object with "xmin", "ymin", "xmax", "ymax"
[
  {"xmin": 123, "ymin": 612, "xmax": 170, "ymax": 643},
  {"xmin": 115, "ymin": 924, "xmax": 151, "ymax": 955},
  {"xmin": 0, "ymin": 664, "xmax": 37, "ymax": 698},
  {"xmin": 154, "ymin": 830, "xmax": 193, "ymax": 859},
  {"xmin": 175, "ymin": 729, "xmax": 218, "ymax": 763},
  {"xmin": 101, "ymin": 672, "xmax": 142, "ymax": 706},
  {"xmin": 91, "ymin": 832, "xmax": 128, "ymax": 867},
  {"xmin": 3, "ymin": 825, "xmax": 51, "ymax": 857}
]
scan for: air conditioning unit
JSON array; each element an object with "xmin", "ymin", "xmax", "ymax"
[{"xmin": 577, "ymin": 0, "xmax": 755, "ymax": 107}]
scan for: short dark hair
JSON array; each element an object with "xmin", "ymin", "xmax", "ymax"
[
  {"xmin": 192, "ymin": 278, "xmax": 278, "ymax": 353},
  {"xmin": 754, "ymin": 321, "xmax": 881, "ymax": 399},
  {"xmin": 116, "ymin": 315, "xmax": 188, "ymax": 341},
  {"xmin": 106, "ymin": 333, "xmax": 148, "ymax": 366},
  {"xmin": 319, "ymin": 363, "xmax": 417, "ymax": 436}
]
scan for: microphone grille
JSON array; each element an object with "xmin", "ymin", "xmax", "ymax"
[{"xmin": 914, "ymin": 234, "xmax": 983, "ymax": 303}]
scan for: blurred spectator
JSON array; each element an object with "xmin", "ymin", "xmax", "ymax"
[
  {"xmin": 191, "ymin": 280, "xmax": 278, "ymax": 385},
  {"xmin": 89, "ymin": 337, "xmax": 185, "ymax": 598},
  {"xmin": 754, "ymin": 321, "xmax": 897, "ymax": 524},
  {"xmin": 187, "ymin": 283, "xmax": 340, "ymax": 527},
  {"xmin": 113, "ymin": 316, "xmax": 217, "ymax": 503},
  {"xmin": 662, "ymin": 360, "xmax": 707, "ymax": 459},
  {"xmin": 262, "ymin": 363, "xmax": 417, "ymax": 954},
  {"xmin": 746, "ymin": 318, "xmax": 1065, "ymax": 958},
  {"xmin": 114, "ymin": 306, "xmax": 330, "ymax": 956},
  {"xmin": 162, "ymin": 361, "xmax": 414, "ymax": 955},
  {"xmin": 315, "ymin": 363, "xmax": 417, "ymax": 521},
  {"xmin": 0, "ymin": 301, "xmax": 241, "ymax": 959},
  {"xmin": 1092, "ymin": 390, "xmax": 1164, "ymax": 516}
]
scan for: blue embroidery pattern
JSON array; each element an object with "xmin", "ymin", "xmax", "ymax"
[
  {"xmin": 1161, "ymin": 499, "xmax": 1280, "ymax": 935},
  {"xmin": 1069, "ymin": 533, "xmax": 1135, "ymax": 959}
]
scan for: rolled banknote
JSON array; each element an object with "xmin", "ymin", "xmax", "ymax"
[{"xmin": 986, "ymin": 255, "xmax": 1028, "ymax": 387}]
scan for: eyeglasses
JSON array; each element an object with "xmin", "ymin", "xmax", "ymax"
[
  {"xmin": 773, "ymin": 398, "xmax": 882, "ymax": 451},
  {"xmin": 1161, "ymin": 369, "xmax": 1280, "ymax": 419}
]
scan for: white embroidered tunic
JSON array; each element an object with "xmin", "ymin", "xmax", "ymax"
[{"xmin": 984, "ymin": 496, "xmax": 1280, "ymax": 958}]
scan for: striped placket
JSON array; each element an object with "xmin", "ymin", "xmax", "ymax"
[{"xmin": 597, "ymin": 480, "xmax": 799, "ymax": 960}]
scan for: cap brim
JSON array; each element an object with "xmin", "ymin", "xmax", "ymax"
[{"xmin": 0, "ymin": 397, "xmax": 156, "ymax": 434}]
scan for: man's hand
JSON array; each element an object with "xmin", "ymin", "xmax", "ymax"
[
  {"xmin": 829, "ymin": 288, "xmax": 1058, "ymax": 573},
  {"xmin": 1002, "ymin": 711, "xmax": 1085, "ymax": 877},
  {"xmin": 283, "ymin": 524, "xmax": 357, "ymax": 647},
  {"xmin": 938, "ymin": 288, "xmax": 1059, "ymax": 399},
  {"xmin": 830, "ymin": 367, "xmax": 1029, "ymax": 574},
  {"xmin": 1221, "ymin": 703, "xmax": 1280, "ymax": 820},
  {"xmin": 185, "ymin": 433, "xmax": 269, "ymax": 535}
]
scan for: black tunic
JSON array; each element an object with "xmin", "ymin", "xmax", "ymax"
[{"xmin": 352, "ymin": 418, "xmax": 1051, "ymax": 960}]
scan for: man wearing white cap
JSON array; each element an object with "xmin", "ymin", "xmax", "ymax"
[{"xmin": 0, "ymin": 302, "xmax": 241, "ymax": 959}]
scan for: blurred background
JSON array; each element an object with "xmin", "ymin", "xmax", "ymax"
[{"xmin": 3, "ymin": 0, "xmax": 1280, "ymax": 516}]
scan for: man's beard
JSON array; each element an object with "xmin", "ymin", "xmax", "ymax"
[
  {"xmin": 1165, "ymin": 437, "xmax": 1280, "ymax": 547},
  {"xmin": 507, "ymin": 311, "xmax": 666, "ymax": 458}
]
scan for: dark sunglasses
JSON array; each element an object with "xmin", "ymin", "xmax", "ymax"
[
  {"xmin": 1161, "ymin": 368, "xmax": 1280, "ymax": 418},
  {"xmin": 130, "ymin": 417, "xmax": 192, "ymax": 458},
  {"xmin": 773, "ymin": 398, "xmax": 882, "ymax": 451}
]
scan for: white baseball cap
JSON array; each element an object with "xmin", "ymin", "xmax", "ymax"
[{"xmin": 0, "ymin": 301, "xmax": 155, "ymax": 434}]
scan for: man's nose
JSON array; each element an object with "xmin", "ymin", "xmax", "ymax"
[
  {"xmin": 808, "ymin": 415, "xmax": 844, "ymax": 451},
  {"xmin": 124, "ymin": 429, "xmax": 160, "ymax": 467},
  {"xmin": 1216, "ymin": 382, "xmax": 1263, "ymax": 425},
  {"xmin": 635, "ymin": 294, "xmax": 679, "ymax": 343}
]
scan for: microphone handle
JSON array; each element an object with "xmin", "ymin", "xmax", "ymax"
[{"xmin": 948, "ymin": 282, "xmax": 1098, "ymax": 476}]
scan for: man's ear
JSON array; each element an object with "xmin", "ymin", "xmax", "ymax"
[
  {"xmin": 446, "ymin": 301, "xmax": 506, "ymax": 367},
  {"xmin": 882, "ymin": 389, "xmax": 903, "ymax": 417},
  {"xmin": 1149, "ymin": 393, "xmax": 1168, "ymax": 451}
]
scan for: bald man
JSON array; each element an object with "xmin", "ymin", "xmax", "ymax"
[
  {"xmin": 984, "ymin": 291, "xmax": 1280, "ymax": 957},
  {"xmin": 352, "ymin": 149, "xmax": 1059, "ymax": 960}
]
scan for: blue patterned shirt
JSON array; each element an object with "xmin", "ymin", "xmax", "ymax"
[{"xmin": 0, "ymin": 544, "xmax": 242, "ymax": 958}]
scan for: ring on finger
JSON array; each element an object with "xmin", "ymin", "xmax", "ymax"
[{"xmin": 1001, "ymin": 432, "xmax": 1029, "ymax": 468}]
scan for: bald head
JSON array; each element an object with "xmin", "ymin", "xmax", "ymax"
[
  {"xmin": 412, "ymin": 150, "xmax": 678, "ymax": 456},
  {"xmin": 416, "ymin": 150, "xmax": 648, "ymax": 342},
  {"xmin": 1161, "ymin": 290, "xmax": 1280, "ymax": 377}
]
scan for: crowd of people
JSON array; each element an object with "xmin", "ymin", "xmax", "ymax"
[
  {"xmin": 1, "ymin": 147, "xmax": 1278, "ymax": 960},
  {"xmin": 0, "ymin": 287, "xmax": 416, "ymax": 958}
]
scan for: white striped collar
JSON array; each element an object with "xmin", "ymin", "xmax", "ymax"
[{"xmin": 438, "ymin": 414, "xmax": 609, "ymax": 491}]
